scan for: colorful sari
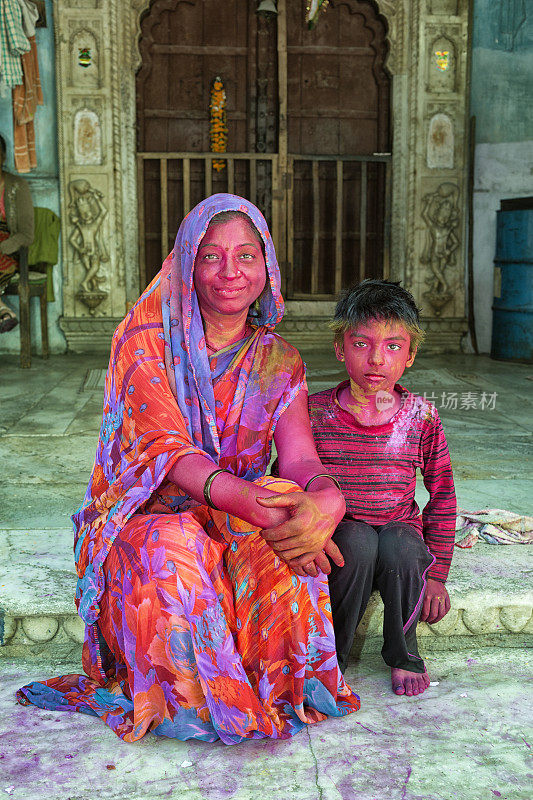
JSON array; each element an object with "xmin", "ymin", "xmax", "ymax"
[{"xmin": 17, "ymin": 194, "xmax": 360, "ymax": 743}]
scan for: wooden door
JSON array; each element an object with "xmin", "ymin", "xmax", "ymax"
[
  {"xmin": 136, "ymin": 0, "xmax": 390, "ymax": 292},
  {"xmin": 136, "ymin": 0, "xmax": 264, "ymax": 283},
  {"xmin": 286, "ymin": 0, "xmax": 390, "ymax": 296}
]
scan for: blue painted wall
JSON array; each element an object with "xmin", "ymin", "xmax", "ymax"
[
  {"xmin": 471, "ymin": 0, "xmax": 533, "ymax": 143},
  {"xmin": 470, "ymin": 0, "xmax": 533, "ymax": 352},
  {"xmin": 0, "ymin": 0, "xmax": 65, "ymax": 354}
]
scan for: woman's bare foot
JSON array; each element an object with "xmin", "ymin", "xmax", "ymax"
[{"xmin": 391, "ymin": 667, "xmax": 431, "ymax": 696}]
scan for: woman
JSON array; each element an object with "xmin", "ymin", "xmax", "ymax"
[
  {"xmin": 18, "ymin": 194, "xmax": 360, "ymax": 743},
  {"xmin": 0, "ymin": 133, "xmax": 34, "ymax": 333}
]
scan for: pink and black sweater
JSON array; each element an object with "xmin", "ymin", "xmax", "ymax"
[{"xmin": 309, "ymin": 382, "xmax": 456, "ymax": 582}]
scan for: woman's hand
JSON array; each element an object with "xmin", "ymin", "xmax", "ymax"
[
  {"xmin": 257, "ymin": 487, "xmax": 345, "ymax": 571},
  {"xmin": 420, "ymin": 578, "xmax": 450, "ymax": 624}
]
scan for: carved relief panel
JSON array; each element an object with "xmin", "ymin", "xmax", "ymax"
[
  {"xmin": 428, "ymin": 1, "xmax": 459, "ymax": 17},
  {"xmin": 410, "ymin": 4, "xmax": 470, "ymax": 326},
  {"xmin": 67, "ymin": 0, "xmax": 103, "ymax": 7},
  {"xmin": 55, "ymin": 0, "xmax": 126, "ymax": 338},
  {"xmin": 68, "ymin": 179, "xmax": 109, "ymax": 313},
  {"xmin": 427, "ymin": 113, "xmax": 454, "ymax": 168},
  {"xmin": 428, "ymin": 34, "xmax": 457, "ymax": 93},
  {"xmin": 73, "ymin": 108, "xmax": 103, "ymax": 165},
  {"xmin": 420, "ymin": 182, "xmax": 460, "ymax": 315},
  {"xmin": 68, "ymin": 24, "xmax": 103, "ymax": 89}
]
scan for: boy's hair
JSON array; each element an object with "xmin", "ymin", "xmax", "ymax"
[{"xmin": 331, "ymin": 279, "xmax": 425, "ymax": 353}]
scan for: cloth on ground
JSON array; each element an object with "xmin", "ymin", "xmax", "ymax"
[{"xmin": 455, "ymin": 508, "xmax": 533, "ymax": 547}]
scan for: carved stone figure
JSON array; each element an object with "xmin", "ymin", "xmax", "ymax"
[
  {"xmin": 68, "ymin": 179, "xmax": 109, "ymax": 311},
  {"xmin": 421, "ymin": 182, "xmax": 460, "ymax": 314}
]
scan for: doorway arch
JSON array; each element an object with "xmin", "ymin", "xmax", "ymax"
[{"xmin": 135, "ymin": 0, "xmax": 392, "ymax": 296}]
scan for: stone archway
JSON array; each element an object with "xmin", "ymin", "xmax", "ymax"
[{"xmin": 55, "ymin": 0, "xmax": 470, "ymax": 353}]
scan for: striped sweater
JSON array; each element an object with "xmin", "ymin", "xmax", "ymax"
[{"xmin": 309, "ymin": 382, "xmax": 456, "ymax": 582}]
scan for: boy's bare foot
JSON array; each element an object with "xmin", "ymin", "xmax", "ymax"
[{"xmin": 391, "ymin": 667, "xmax": 431, "ymax": 696}]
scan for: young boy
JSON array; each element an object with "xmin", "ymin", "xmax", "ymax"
[{"xmin": 308, "ymin": 279, "xmax": 456, "ymax": 697}]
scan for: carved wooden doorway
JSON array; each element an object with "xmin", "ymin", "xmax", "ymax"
[{"xmin": 136, "ymin": 0, "xmax": 391, "ymax": 295}]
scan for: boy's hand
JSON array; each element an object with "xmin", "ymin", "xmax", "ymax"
[{"xmin": 420, "ymin": 578, "xmax": 450, "ymax": 624}]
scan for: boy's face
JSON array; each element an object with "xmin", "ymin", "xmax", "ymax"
[{"xmin": 335, "ymin": 318, "xmax": 416, "ymax": 395}]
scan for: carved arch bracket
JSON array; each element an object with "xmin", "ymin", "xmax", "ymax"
[
  {"xmin": 131, "ymin": 0, "xmax": 195, "ymax": 73},
  {"xmin": 130, "ymin": 0, "xmax": 402, "ymax": 75},
  {"xmin": 374, "ymin": 0, "xmax": 401, "ymax": 74}
]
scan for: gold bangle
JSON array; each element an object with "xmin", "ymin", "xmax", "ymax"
[
  {"xmin": 304, "ymin": 473, "xmax": 341, "ymax": 492},
  {"xmin": 203, "ymin": 468, "xmax": 226, "ymax": 510}
]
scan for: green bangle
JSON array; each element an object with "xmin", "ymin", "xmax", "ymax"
[
  {"xmin": 203, "ymin": 468, "xmax": 226, "ymax": 510},
  {"xmin": 304, "ymin": 473, "xmax": 341, "ymax": 492}
]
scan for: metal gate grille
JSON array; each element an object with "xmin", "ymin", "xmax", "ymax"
[{"xmin": 137, "ymin": 151, "xmax": 390, "ymax": 296}]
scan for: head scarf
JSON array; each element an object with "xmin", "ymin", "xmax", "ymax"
[{"xmin": 160, "ymin": 193, "xmax": 284, "ymax": 461}]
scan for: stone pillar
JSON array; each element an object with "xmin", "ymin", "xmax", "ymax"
[
  {"xmin": 54, "ymin": 0, "xmax": 139, "ymax": 352},
  {"xmin": 382, "ymin": 0, "xmax": 470, "ymax": 352}
]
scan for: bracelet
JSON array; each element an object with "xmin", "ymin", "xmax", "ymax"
[
  {"xmin": 203, "ymin": 468, "xmax": 227, "ymax": 510},
  {"xmin": 304, "ymin": 473, "xmax": 341, "ymax": 492}
]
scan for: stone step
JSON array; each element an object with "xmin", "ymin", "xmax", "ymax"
[{"xmin": 1, "ymin": 528, "xmax": 531, "ymax": 661}]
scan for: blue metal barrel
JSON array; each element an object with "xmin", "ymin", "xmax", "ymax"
[{"xmin": 491, "ymin": 207, "xmax": 533, "ymax": 362}]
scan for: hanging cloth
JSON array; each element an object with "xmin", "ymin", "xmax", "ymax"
[
  {"xmin": 12, "ymin": 34, "xmax": 42, "ymax": 172},
  {"xmin": 0, "ymin": 0, "xmax": 30, "ymax": 88},
  {"xmin": 27, "ymin": 206, "xmax": 60, "ymax": 301},
  {"xmin": 16, "ymin": 0, "xmax": 39, "ymax": 38}
]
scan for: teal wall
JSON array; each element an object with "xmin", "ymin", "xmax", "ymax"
[
  {"xmin": 471, "ymin": 0, "xmax": 533, "ymax": 143},
  {"xmin": 0, "ymin": 0, "xmax": 65, "ymax": 354},
  {"xmin": 470, "ymin": 0, "xmax": 533, "ymax": 353}
]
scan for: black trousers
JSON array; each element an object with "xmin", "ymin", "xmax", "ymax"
[{"xmin": 328, "ymin": 518, "xmax": 434, "ymax": 674}]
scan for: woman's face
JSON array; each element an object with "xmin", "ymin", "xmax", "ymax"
[{"xmin": 193, "ymin": 218, "xmax": 267, "ymax": 321}]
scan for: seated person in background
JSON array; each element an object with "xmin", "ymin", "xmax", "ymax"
[
  {"xmin": 0, "ymin": 133, "xmax": 34, "ymax": 333},
  {"xmin": 308, "ymin": 279, "xmax": 456, "ymax": 697}
]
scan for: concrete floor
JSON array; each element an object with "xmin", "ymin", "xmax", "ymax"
[
  {"xmin": 0, "ymin": 647, "xmax": 531, "ymax": 800},
  {"xmin": 1, "ymin": 349, "xmax": 532, "ymax": 526},
  {"xmin": 0, "ymin": 348, "xmax": 532, "ymax": 799}
]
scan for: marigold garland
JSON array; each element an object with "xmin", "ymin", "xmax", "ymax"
[{"xmin": 210, "ymin": 77, "xmax": 227, "ymax": 172}]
